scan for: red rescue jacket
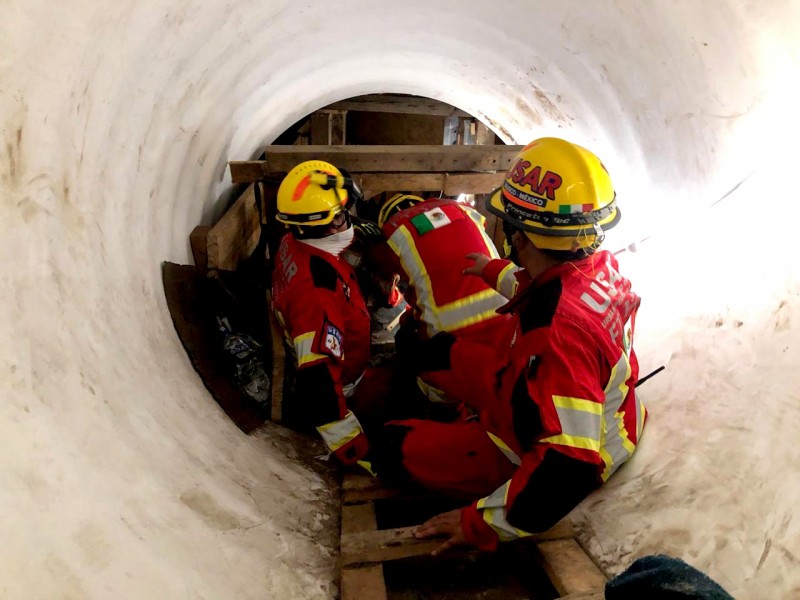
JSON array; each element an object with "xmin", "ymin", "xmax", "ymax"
[
  {"xmin": 271, "ymin": 233, "xmax": 371, "ymax": 466},
  {"xmin": 455, "ymin": 250, "xmax": 647, "ymax": 549},
  {"xmin": 375, "ymin": 198, "xmax": 510, "ymax": 341}
]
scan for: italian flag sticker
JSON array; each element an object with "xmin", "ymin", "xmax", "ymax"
[
  {"xmin": 559, "ymin": 203, "xmax": 593, "ymax": 214},
  {"xmin": 410, "ymin": 207, "xmax": 452, "ymax": 235}
]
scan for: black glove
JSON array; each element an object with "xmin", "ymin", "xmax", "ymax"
[{"xmin": 351, "ymin": 215, "xmax": 384, "ymax": 243}]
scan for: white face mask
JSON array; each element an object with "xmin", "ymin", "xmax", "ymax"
[{"xmin": 298, "ymin": 224, "xmax": 355, "ymax": 257}]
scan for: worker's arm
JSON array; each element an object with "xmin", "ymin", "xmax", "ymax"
[
  {"xmin": 464, "ymin": 254, "xmax": 529, "ymax": 299},
  {"xmin": 283, "ymin": 283, "xmax": 370, "ymax": 469},
  {"xmin": 363, "ymin": 238, "xmax": 405, "ymax": 307}
]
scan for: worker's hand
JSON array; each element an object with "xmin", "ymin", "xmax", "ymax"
[
  {"xmin": 413, "ymin": 509, "xmax": 467, "ymax": 556},
  {"xmin": 463, "ymin": 253, "xmax": 491, "ymax": 277},
  {"xmin": 352, "ymin": 216, "xmax": 384, "ymax": 242}
]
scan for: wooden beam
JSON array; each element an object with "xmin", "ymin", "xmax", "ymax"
[
  {"xmin": 341, "ymin": 520, "xmax": 576, "ymax": 568},
  {"xmin": 475, "ymin": 120, "xmax": 496, "ymax": 145},
  {"xmin": 256, "ymin": 144, "xmax": 522, "ymax": 174},
  {"xmin": 341, "ymin": 566, "xmax": 387, "ymax": 600},
  {"xmin": 229, "ymin": 161, "xmax": 268, "ymax": 184},
  {"xmin": 207, "ymin": 184, "xmax": 261, "ymax": 271},
  {"xmin": 535, "ymin": 539, "xmax": 607, "ymax": 597},
  {"xmin": 229, "ymin": 166, "xmax": 507, "ymax": 197},
  {"xmin": 266, "ymin": 291, "xmax": 285, "ymax": 424},
  {"xmin": 324, "ymin": 94, "xmax": 469, "ymax": 118},
  {"xmin": 189, "ymin": 225, "xmax": 211, "ymax": 269},
  {"xmin": 310, "ymin": 111, "xmax": 347, "ymax": 145},
  {"xmin": 355, "ymin": 171, "xmax": 505, "ymax": 199},
  {"xmin": 342, "ymin": 473, "xmax": 413, "ymax": 504}
]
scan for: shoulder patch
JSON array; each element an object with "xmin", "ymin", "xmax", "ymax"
[
  {"xmin": 309, "ymin": 255, "xmax": 338, "ymax": 291},
  {"xmin": 410, "ymin": 207, "xmax": 455, "ymax": 235},
  {"xmin": 519, "ymin": 278, "xmax": 562, "ymax": 333},
  {"xmin": 315, "ymin": 320, "xmax": 344, "ymax": 359}
]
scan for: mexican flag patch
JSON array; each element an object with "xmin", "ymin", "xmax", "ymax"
[
  {"xmin": 410, "ymin": 207, "xmax": 452, "ymax": 235},
  {"xmin": 558, "ymin": 203, "xmax": 593, "ymax": 214}
]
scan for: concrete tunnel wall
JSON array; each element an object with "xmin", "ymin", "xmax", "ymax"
[{"xmin": 2, "ymin": 1, "xmax": 799, "ymax": 598}]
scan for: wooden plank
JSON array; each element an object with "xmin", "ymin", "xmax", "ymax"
[
  {"xmin": 343, "ymin": 485, "xmax": 410, "ymax": 504},
  {"xmin": 557, "ymin": 592, "xmax": 605, "ymax": 600},
  {"xmin": 341, "ymin": 566, "xmax": 387, "ymax": 600},
  {"xmin": 324, "ymin": 94, "xmax": 469, "ymax": 118},
  {"xmin": 341, "ymin": 520, "xmax": 577, "ymax": 568},
  {"xmin": 207, "ymin": 184, "xmax": 261, "ymax": 271},
  {"xmin": 342, "ymin": 473, "xmax": 423, "ymax": 504},
  {"xmin": 475, "ymin": 121, "xmax": 496, "ymax": 145},
  {"xmin": 310, "ymin": 113, "xmax": 331, "ymax": 145},
  {"xmin": 229, "ymin": 161, "xmax": 266, "ymax": 183},
  {"xmin": 535, "ymin": 539, "xmax": 606, "ymax": 597},
  {"xmin": 353, "ymin": 171, "xmax": 506, "ymax": 199},
  {"xmin": 341, "ymin": 526, "xmax": 442, "ymax": 567},
  {"xmin": 311, "ymin": 111, "xmax": 347, "ymax": 145},
  {"xmin": 330, "ymin": 111, "xmax": 346, "ymax": 145},
  {"xmin": 266, "ymin": 291, "xmax": 285, "ymax": 424},
  {"xmin": 342, "ymin": 503, "xmax": 378, "ymax": 535},
  {"xmin": 258, "ymin": 144, "xmax": 523, "ymax": 174},
  {"xmin": 189, "ymin": 225, "xmax": 210, "ymax": 269}
]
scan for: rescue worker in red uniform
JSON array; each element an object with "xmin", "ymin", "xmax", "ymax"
[
  {"xmin": 365, "ymin": 194, "xmax": 511, "ymax": 404},
  {"xmin": 271, "ymin": 160, "xmax": 374, "ymax": 473},
  {"xmin": 376, "ymin": 138, "xmax": 647, "ymax": 553}
]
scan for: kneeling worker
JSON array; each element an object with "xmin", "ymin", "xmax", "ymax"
[
  {"xmin": 381, "ymin": 138, "xmax": 647, "ymax": 552},
  {"xmin": 365, "ymin": 193, "xmax": 511, "ymax": 406},
  {"xmin": 270, "ymin": 160, "xmax": 374, "ymax": 473}
]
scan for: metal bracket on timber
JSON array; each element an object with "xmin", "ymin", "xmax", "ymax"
[{"xmin": 339, "ymin": 473, "xmax": 608, "ymax": 599}]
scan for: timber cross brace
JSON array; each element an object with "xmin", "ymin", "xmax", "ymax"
[
  {"xmin": 196, "ymin": 144, "xmax": 523, "ymax": 271},
  {"xmin": 228, "ymin": 144, "xmax": 523, "ymax": 198}
]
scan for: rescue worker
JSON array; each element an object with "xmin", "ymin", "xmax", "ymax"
[
  {"xmin": 376, "ymin": 138, "xmax": 646, "ymax": 553},
  {"xmin": 270, "ymin": 160, "xmax": 374, "ymax": 473},
  {"xmin": 365, "ymin": 193, "xmax": 511, "ymax": 404}
]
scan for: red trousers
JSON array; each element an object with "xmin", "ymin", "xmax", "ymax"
[{"xmin": 390, "ymin": 418, "xmax": 516, "ymax": 500}]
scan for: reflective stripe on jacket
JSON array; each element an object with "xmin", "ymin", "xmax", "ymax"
[
  {"xmin": 460, "ymin": 251, "xmax": 646, "ymax": 547},
  {"xmin": 383, "ymin": 199, "xmax": 509, "ymax": 339}
]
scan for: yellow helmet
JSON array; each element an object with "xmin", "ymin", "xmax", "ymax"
[
  {"xmin": 487, "ymin": 137, "xmax": 620, "ymax": 254},
  {"xmin": 377, "ymin": 193, "xmax": 425, "ymax": 228},
  {"xmin": 276, "ymin": 160, "xmax": 349, "ymax": 227}
]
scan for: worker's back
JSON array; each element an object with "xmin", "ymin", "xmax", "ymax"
[{"xmin": 382, "ymin": 198, "xmax": 509, "ymax": 340}]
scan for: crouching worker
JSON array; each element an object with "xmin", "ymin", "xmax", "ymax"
[
  {"xmin": 364, "ymin": 193, "xmax": 511, "ymax": 408},
  {"xmin": 270, "ymin": 160, "xmax": 376, "ymax": 475},
  {"xmin": 377, "ymin": 138, "xmax": 647, "ymax": 552}
]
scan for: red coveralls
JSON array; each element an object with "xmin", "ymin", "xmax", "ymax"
[
  {"xmin": 271, "ymin": 233, "xmax": 373, "ymax": 468},
  {"xmin": 393, "ymin": 250, "xmax": 647, "ymax": 549},
  {"xmin": 370, "ymin": 198, "xmax": 511, "ymax": 402}
]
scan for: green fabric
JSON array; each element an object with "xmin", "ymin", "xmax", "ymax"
[{"xmin": 410, "ymin": 212, "xmax": 435, "ymax": 235}]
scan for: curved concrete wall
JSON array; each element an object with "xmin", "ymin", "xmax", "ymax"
[{"xmin": 2, "ymin": 1, "xmax": 799, "ymax": 597}]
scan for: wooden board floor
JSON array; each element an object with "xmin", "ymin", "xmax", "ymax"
[{"xmin": 340, "ymin": 473, "xmax": 607, "ymax": 599}]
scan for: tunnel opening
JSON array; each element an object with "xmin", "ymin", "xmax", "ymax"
[{"xmin": 167, "ymin": 93, "xmax": 513, "ymax": 436}]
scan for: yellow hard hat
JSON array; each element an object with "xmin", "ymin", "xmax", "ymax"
[
  {"xmin": 377, "ymin": 193, "xmax": 425, "ymax": 228},
  {"xmin": 487, "ymin": 137, "xmax": 620, "ymax": 253},
  {"xmin": 276, "ymin": 160, "xmax": 349, "ymax": 227}
]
